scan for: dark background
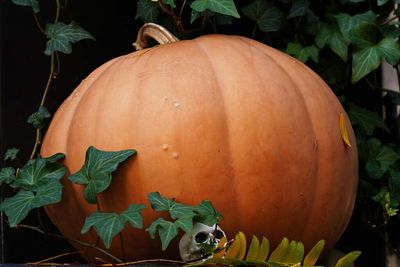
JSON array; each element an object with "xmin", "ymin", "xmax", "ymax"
[{"xmin": 0, "ymin": 0, "xmax": 391, "ymax": 265}]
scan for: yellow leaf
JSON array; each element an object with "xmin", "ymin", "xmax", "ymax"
[
  {"xmin": 245, "ymin": 235, "xmax": 260, "ymax": 261},
  {"xmin": 334, "ymin": 251, "xmax": 361, "ymax": 267},
  {"xmin": 237, "ymin": 232, "xmax": 247, "ymax": 260},
  {"xmin": 340, "ymin": 113, "xmax": 352, "ymax": 147},
  {"xmin": 213, "ymin": 236, "xmax": 227, "ymax": 259},
  {"xmin": 225, "ymin": 233, "xmax": 242, "ymax": 259},
  {"xmin": 303, "ymin": 240, "xmax": 325, "ymax": 266},
  {"xmin": 269, "ymin": 237, "xmax": 289, "ymax": 262},
  {"xmin": 257, "ymin": 237, "xmax": 270, "ymax": 261}
]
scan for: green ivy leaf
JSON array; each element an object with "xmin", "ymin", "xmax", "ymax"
[
  {"xmin": 191, "ymin": 0, "xmax": 240, "ymax": 19},
  {"xmin": 16, "ymin": 157, "xmax": 66, "ymax": 190},
  {"xmin": 350, "ymin": 22, "xmax": 377, "ymax": 48},
  {"xmin": 4, "ymin": 148, "xmax": 20, "ymax": 161},
  {"xmin": 174, "ymin": 215, "xmax": 195, "ymax": 233},
  {"xmin": 0, "ymin": 167, "xmax": 16, "ymax": 185},
  {"xmin": 135, "ymin": 0, "xmax": 160, "ymax": 22},
  {"xmin": 335, "ymin": 11, "xmax": 376, "ymax": 42},
  {"xmin": 287, "ymin": 0, "xmax": 310, "ymax": 19},
  {"xmin": 33, "ymin": 180, "xmax": 63, "ymax": 208},
  {"xmin": 374, "ymin": 146, "xmax": 400, "ymax": 170},
  {"xmin": 348, "ymin": 105, "xmax": 389, "ymax": 135},
  {"xmin": 27, "ymin": 106, "xmax": 50, "ymax": 129},
  {"xmin": 366, "ymin": 160, "xmax": 386, "ymax": 179},
  {"xmin": 315, "ymin": 23, "xmax": 349, "ymax": 61},
  {"xmin": 377, "ymin": 37, "xmax": 400, "ymax": 65},
  {"xmin": 0, "ymin": 190, "xmax": 36, "ymax": 227},
  {"xmin": 195, "ymin": 201, "xmax": 222, "ymax": 226},
  {"xmin": 351, "ymin": 46, "xmax": 381, "ymax": 83},
  {"xmin": 44, "ymin": 22, "xmax": 95, "ymax": 56},
  {"xmin": 147, "ymin": 192, "xmax": 175, "ymax": 211},
  {"xmin": 163, "ymin": 0, "xmax": 176, "ymax": 8},
  {"xmin": 11, "ymin": 0, "xmax": 39, "ymax": 13},
  {"xmin": 377, "ymin": 0, "xmax": 390, "ymax": 5},
  {"xmin": 69, "ymin": 146, "xmax": 136, "ymax": 204},
  {"xmin": 120, "ymin": 204, "xmax": 146, "ymax": 229},
  {"xmin": 389, "ymin": 169, "xmax": 400, "ymax": 195},
  {"xmin": 147, "ymin": 218, "xmax": 179, "ymax": 250},
  {"xmin": 241, "ymin": 0, "xmax": 284, "ymax": 33},
  {"xmin": 81, "ymin": 211, "xmax": 124, "ymax": 248},
  {"xmin": 286, "ymin": 43, "xmax": 319, "ymax": 63},
  {"xmin": 170, "ymin": 203, "xmax": 196, "ymax": 219}
]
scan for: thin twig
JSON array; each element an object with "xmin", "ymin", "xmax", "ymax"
[
  {"xmin": 55, "ymin": 0, "xmax": 61, "ymax": 23},
  {"xmin": 16, "ymin": 224, "xmax": 123, "ymax": 263},
  {"xmin": 28, "ymin": 251, "xmax": 82, "ymax": 264},
  {"xmin": 119, "ymin": 233, "xmax": 126, "ymax": 262},
  {"xmin": 32, "ymin": 11, "xmax": 45, "ymax": 34}
]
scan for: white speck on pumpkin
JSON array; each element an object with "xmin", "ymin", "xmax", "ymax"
[
  {"xmin": 162, "ymin": 144, "xmax": 169, "ymax": 151},
  {"xmin": 172, "ymin": 152, "xmax": 179, "ymax": 159}
]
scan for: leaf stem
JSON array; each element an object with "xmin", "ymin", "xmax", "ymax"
[
  {"xmin": 119, "ymin": 232, "xmax": 126, "ymax": 262},
  {"xmin": 16, "ymin": 224, "xmax": 123, "ymax": 263},
  {"xmin": 55, "ymin": 0, "xmax": 61, "ymax": 23},
  {"xmin": 251, "ymin": 22, "xmax": 257, "ymax": 39},
  {"xmin": 32, "ymin": 11, "xmax": 46, "ymax": 35}
]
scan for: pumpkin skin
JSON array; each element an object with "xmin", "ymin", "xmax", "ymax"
[{"xmin": 41, "ymin": 34, "xmax": 358, "ymax": 262}]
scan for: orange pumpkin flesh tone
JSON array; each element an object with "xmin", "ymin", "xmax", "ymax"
[{"xmin": 41, "ymin": 32, "xmax": 358, "ymax": 262}]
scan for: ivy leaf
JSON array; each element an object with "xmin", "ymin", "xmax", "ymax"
[
  {"xmin": 170, "ymin": 203, "xmax": 196, "ymax": 219},
  {"xmin": 44, "ymin": 22, "xmax": 95, "ymax": 56},
  {"xmin": 4, "ymin": 148, "xmax": 20, "ymax": 161},
  {"xmin": 195, "ymin": 201, "xmax": 222, "ymax": 226},
  {"xmin": 351, "ymin": 46, "xmax": 381, "ymax": 83},
  {"xmin": 350, "ymin": 22, "xmax": 377, "ymax": 48},
  {"xmin": 147, "ymin": 218, "xmax": 179, "ymax": 250},
  {"xmin": 191, "ymin": 0, "xmax": 240, "ymax": 19},
  {"xmin": 389, "ymin": 169, "xmax": 400, "ymax": 195},
  {"xmin": 287, "ymin": 0, "xmax": 310, "ymax": 19},
  {"xmin": 16, "ymin": 157, "xmax": 66, "ymax": 190},
  {"xmin": 377, "ymin": 0, "xmax": 390, "ymax": 5},
  {"xmin": 0, "ymin": 190, "xmax": 35, "ymax": 227},
  {"xmin": 377, "ymin": 37, "xmax": 400, "ymax": 65},
  {"xmin": 147, "ymin": 192, "xmax": 175, "ymax": 211},
  {"xmin": 241, "ymin": 0, "xmax": 284, "ymax": 33},
  {"xmin": 27, "ymin": 106, "xmax": 50, "ymax": 129},
  {"xmin": 11, "ymin": 0, "xmax": 39, "ymax": 13},
  {"xmin": 175, "ymin": 215, "xmax": 194, "ymax": 233},
  {"xmin": 366, "ymin": 160, "xmax": 386, "ymax": 179},
  {"xmin": 0, "ymin": 167, "xmax": 16, "ymax": 185},
  {"xmin": 135, "ymin": 0, "xmax": 160, "ymax": 22},
  {"xmin": 69, "ymin": 146, "xmax": 136, "ymax": 204},
  {"xmin": 315, "ymin": 23, "xmax": 349, "ymax": 61},
  {"xmin": 374, "ymin": 146, "xmax": 400, "ymax": 171},
  {"xmin": 348, "ymin": 105, "xmax": 389, "ymax": 135},
  {"xmin": 32, "ymin": 180, "xmax": 63, "ymax": 208},
  {"xmin": 335, "ymin": 11, "xmax": 376, "ymax": 42},
  {"xmin": 81, "ymin": 211, "xmax": 124, "ymax": 248},
  {"xmin": 286, "ymin": 43, "xmax": 319, "ymax": 63},
  {"xmin": 120, "ymin": 204, "xmax": 146, "ymax": 229}
]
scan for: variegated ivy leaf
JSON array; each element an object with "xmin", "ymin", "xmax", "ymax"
[
  {"xmin": 69, "ymin": 146, "xmax": 136, "ymax": 204},
  {"xmin": 191, "ymin": 0, "xmax": 240, "ymax": 19},
  {"xmin": 3, "ymin": 148, "xmax": 20, "ymax": 161},
  {"xmin": 135, "ymin": 0, "xmax": 160, "ymax": 22},
  {"xmin": 44, "ymin": 22, "xmax": 95, "ymax": 56},
  {"xmin": 0, "ymin": 180, "xmax": 62, "ymax": 227},
  {"xmin": 27, "ymin": 106, "xmax": 50, "ymax": 129},
  {"xmin": 11, "ymin": 0, "xmax": 39, "ymax": 13},
  {"xmin": 241, "ymin": 0, "xmax": 284, "ymax": 33},
  {"xmin": 81, "ymin": 204, "xmax": 145, "ymax": 248},
  {"xmin": 146, "ymin": 218, "xmax": 179, "ymax": 250},
  {"xmin": 0, "ymin": 167, "xmax": 16, "ymax": 186}
]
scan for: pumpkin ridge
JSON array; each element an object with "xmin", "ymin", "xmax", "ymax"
[
  {"xmin": 247, "ymin": 40, "xmax": 321, "ymax": 243},
  {"xmin": 192, "ymin": 37, "xmax": 241, "ymax": 225}
]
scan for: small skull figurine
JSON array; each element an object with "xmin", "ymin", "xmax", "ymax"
[{"xmin": 179, "ymin": 223, "xmax": 226, "ymax": 262}]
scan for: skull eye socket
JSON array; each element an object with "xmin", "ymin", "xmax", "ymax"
[
  {"xmin": 195, "ymin": 232, "xmax": 209, "ymax": 243},
  {"xmin": 214, "ymin": 230, "xmax": 224, "ymax": 239}
]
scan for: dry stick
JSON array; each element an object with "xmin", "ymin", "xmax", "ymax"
[
  {"xmin": 29, "ymin": 251, "xmax": 83, "ymax": 265},
  {"xmin": 16, "ymin": 224, "xmax": 123, "ymax": 263}
]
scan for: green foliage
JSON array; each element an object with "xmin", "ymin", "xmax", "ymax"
[
  {"xmin": 27, "ymin": 106, "xmax": 50, "ymax": 129},
  {"xmin": 0, "ymin": 154, "xmax": 65, "ymax": 227},
  {"xmin": 69, "ymin": 146, "xmax": 136, "ymax": 204},
  {"xmin": 3, "ymin": 148, "xmax": 20, "ymax": 161},
  {"xmin": 11, "ymin": 0, "xmax": 39, "ymax": 13},
  {"xmin": 147, "ymin": 192, "xmax": 222, "ymax": 250},
  {"xmin": 44, "ymin": 22, "xmax": 95, "ymax": 56},
  {"xmin": 241, "ymin": 0, "xmax": 285, "ymax": 32},
  {"xmin": 135, "ymin": 0, "xmax": 160, "ymax": 23},
  {"xmin": 190, "ymin": 0, "xmax": 240, "ymax": 18},
  {"xmin": 189, "ymin": 233, "xmax": 360, "ymax": 267},
  {"xmin": 81, "ymin": 204, "xmax": 146, "ymax": 248},
  {"xmin": 286, "ymin": 42, "xmax": 319, "ymax": 63}
]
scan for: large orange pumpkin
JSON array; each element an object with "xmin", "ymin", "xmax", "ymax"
[{"xmin": 41, "ymin": 24, "xmax": 358, "ymax": 262}]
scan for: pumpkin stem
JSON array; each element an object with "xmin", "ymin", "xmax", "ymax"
[{"xmin": 133, "ymin": 23, "xmax": 179, "ymax": 50}]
